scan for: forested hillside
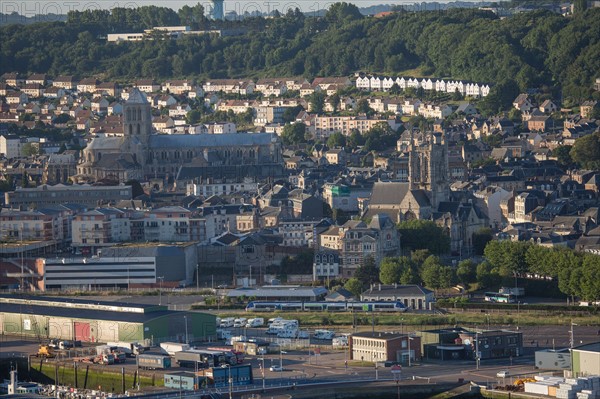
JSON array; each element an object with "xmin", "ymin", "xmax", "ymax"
[{"xmin": 1, "ymin": 3, "xmax": 599, "ymax": 102}]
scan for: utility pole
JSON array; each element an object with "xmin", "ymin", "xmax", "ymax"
[
  {"xmin": 157, "ymin": 276, "xmax": 164, "ymax": 306},
  {"xmin": 570, "ymin": 321, "xmax": 578, "ymax": 349}
]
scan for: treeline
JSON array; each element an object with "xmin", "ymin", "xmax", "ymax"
[
  {"xmin": 1, "ymin": 4, "xmax": 599, "ymax": 103},
  {"xmin": 341, "ymin": 220, "xmax": 599, "ymax": 301},
  {"xmin": 483, "ymin": 240, "xmax": 600, "ymax": 302}
]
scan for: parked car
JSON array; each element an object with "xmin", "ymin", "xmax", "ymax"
[
  {"xmin": 497, "ymin": 370, "xmax": 510, "ymax": 378},
  {"xmin": 269, "ymin": 365, "xmax": 283, "ymax": 372}
]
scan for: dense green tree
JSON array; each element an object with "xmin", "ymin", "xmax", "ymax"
[
  {"xmin": 344, "ymin": 277, "xmax": 363, "ymax": 298},
  {"xmin": 410, "ymin": 249, "xmax": 432, "ymax": 268},
  {"xmin": 346, "ymin": 129, "xmax": 364, "ymax": 149},
  {"xmin": 573, "ymin": 0, "xmax": 587, "ymax": 14},
  {"xmin": 483, "ymin": 240, "xmax": 530, "ymax": 277},
  {"xmin": 21, "ymin": 143, "xmax": 39, "ymax": 156},
  {"xmin": 325, "ymin": 2, "xmax": 363, "ymax": 25},
  {"xmin": 580, "ymin": 254, "xmax": 600, "ymax": 301},
  {"xmin": 420, "ymin": 255, "xmax": 454, "ymax": 289},
  {"xmin": 356, "ymin": 99, "xmax": 372, "ymax": 116},
  {"xmin": 398, "ymin": 220, "xmax": 450, "ymax": 255},
  {"xmin": 570, "ymin": 132, "xmax": 600, "ymax": 169},
  {"xmin": 456, "ymin": 259, "xmax": 477, "ymax": 284},
  {"xmin": 476, "ymin": 261, "xmax": 501, "ymax": 289},
  {"xmin": 309, "ymin": 91, "xmax": 326, "ymax": 115},
  {"xmin": 472, "ymin": 228, "xmax": 493, "ymax": 256},
  {"xmin": 553, "ymin": 145, "xmax": 573, "ymax": 167},
  {"xmin": 327, "ymin": 132, "xmax": 346, "ymax": 148},
  {"xmin": 379, "ymin": 256, "xmax": 414, "ymax": 285},
  {"xmin": 354, "ymin": 256, "xmax": 380, "ymax": 287},
  {"xmin": 281, "ymin": 123, "xmax": 307, "ymax": 145}
]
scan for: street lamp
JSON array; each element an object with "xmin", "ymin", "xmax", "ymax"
[
  {"xmin": 157, "ymin": 276, "xmax": 164, "ymax": 306},
  {"xmin": 184, "ymin": 316, "xmax": 189, "ymax": 344},
  {"xmin": 475, "ymin": 331, "xmax": 480, "ymax": 370},
  {"xmin": 257, "ymin": 357, "xmax": 266, "ymax": 391},
  {"xmin": 517, "ymin": 301, "xmax": 521, "ymax": 330},
  {"xmin": 407, "ymin": 336, "xmax": 414, "ymax": 367},
  {"xmin": 485, "ymin": 313, "xmax": 490, "ymax": 330},
  {"xmin": 570, "ymin": 321, "xmax": 578, "ymax": 348},
  {"xmin": 279, "ymin": 349, "xmax": 287, "ymax": 370},
  {"xmin": 225, "ymin": 364, "xmax": 233, "ymax": 399}
]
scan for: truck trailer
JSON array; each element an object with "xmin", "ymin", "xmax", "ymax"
[{"xmin": 137, "ymin": 354, "xmax": 171, "ymax": 370}]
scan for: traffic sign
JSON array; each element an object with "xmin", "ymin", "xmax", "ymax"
[{"xmin": 391, "ymin": 365, "xmax": 402, "ymax": 373}]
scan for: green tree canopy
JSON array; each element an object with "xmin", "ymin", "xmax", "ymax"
[
  {"xmin": 420, "ymin": 255, "xmax": 454, "ymax": 289},
  {"xmin": 456, "ymin": 259, "xmax": 477, "ymax": 284},
  {"xmin": 344, "ymin": 277, "xmax": 363, "ymax": 298},
  {"xmin": 570, "ymin": 132, "xmax": 600, "ymax": 169},
  {"xmin": 398, "ymin": 220, "xmax": 450, "ymax": 255},
  {"xmin": 327, "ymin": 132, "xmax": 346, "ymax": 148},
  {"xmin": 473, "ymin": 228, "xmax": 493, "ymax": 256},
  {"xmin": 379, "ymin": 256, "xmax": 414, "ymax": 285},
  {"xmin": 281, "ymin": 123, "xmax": 307, "ymax": 145},
  {"xmin": 354, "ymin": 256, "xmax": 380, "ymax": 287}
]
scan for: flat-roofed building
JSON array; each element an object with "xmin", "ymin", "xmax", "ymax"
[
  {"xmin": 351, "ymin": 331, "xmax": 421, "ymax": 364},
  {"xmin": 5, "ymin": 184, "xmax": 132, "ymax": 208},
  {"xmin": 0, "ymin": 294, "xmax": 216, "ymax": 343}
]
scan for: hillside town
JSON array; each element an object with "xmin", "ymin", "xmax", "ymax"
[{"xmin": 0, "ymin": 70, "xmax": 598, "ymax": 291}]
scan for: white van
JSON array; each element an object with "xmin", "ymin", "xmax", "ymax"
[
  {"xmin": 245, "ymin": 318, "xmax": 264, "ymax": 328},
  {"xmin": 233, "ymin": 318, "xmax": 247, "ymax": 327},
  {"xmin": 219, "ymin": 318, "xmax": 235, "ymax": 328}
]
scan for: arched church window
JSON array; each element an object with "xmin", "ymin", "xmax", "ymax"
[
  {"xmin": 126, "ymin": 109, "xmax": 131, "ymax": 120},
  {"xmin": 129, "ymin": 125, "xmax": 133, "ymax": 135},
  {"xmin": 137, "ymin": 109, "xmax": 142, "ymax": 120}
]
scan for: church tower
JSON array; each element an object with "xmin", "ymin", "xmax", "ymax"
[
  {"xmin": 122, "ymin": 88, "xmax": 151, "ymax": 168},
  {"xmin": 123, "ymin": 88, "xmax": 152, "ymax": 142},
  {"xmin": 408, "ymin": 132, "xmax": 449, "ymax": 209}
]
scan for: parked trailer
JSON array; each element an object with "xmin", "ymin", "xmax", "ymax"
[
  {"xmin": 160, "ymin": 342, "xmax": 191, "ymax": 356},
  {"xmin": 137, "ymin": 354, "xmax": 171, "ymax": 370}
]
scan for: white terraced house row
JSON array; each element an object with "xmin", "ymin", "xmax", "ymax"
[{"xmin": 356, "ymin": 75, "xmax": 491, "ymax": 97}]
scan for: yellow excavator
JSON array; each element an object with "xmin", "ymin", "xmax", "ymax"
[{"xmin": 36, "ymin": 345, "xmax": 56, "ymax": 358}]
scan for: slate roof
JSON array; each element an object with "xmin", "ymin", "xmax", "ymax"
[
  {"xmin": 370, "ymin": 182, "xmax": 409, "ymax": 205},
  {"xmin": 149, "ymin": 133, "xmax": 276, "ymax": 149},
  {"xmin": 125, "ymin": 88, "xmax": 147, "ymax": 104}
]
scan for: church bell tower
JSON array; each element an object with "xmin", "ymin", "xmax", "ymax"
[{"xmin": 408, "ymin": 132, "xmax": 449, "ymax": 209}]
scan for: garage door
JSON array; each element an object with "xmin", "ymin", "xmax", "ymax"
[{"xmin": 74, "ymin": 322, "xmax": 91, "ymax": 342}]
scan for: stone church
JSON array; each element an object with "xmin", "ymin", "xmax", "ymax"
[
  {"xmin": 365, "ymin": 131, "xmax": 488, "ymax": 255},
  {"xmin": 77, "ymin": 88, "xmax": 282, "ymax": 183},
  {"xmin": 365, "ymin": 132, "xmax": 449, "ymax": 222}
]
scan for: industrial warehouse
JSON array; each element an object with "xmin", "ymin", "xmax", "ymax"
[{"xmin": 0, "ymin": 295, "xmax": 216, "ymax": 344}]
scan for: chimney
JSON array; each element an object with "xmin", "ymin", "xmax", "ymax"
[
  {"xmin": 394, "ymin": 283, "xmax": 397, "ymax": 289},
  {"xmin": 378, "ymin": 283, "xmax": 381, "ymax": 291}
]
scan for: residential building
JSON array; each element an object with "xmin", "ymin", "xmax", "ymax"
[
  {"xmin": 313, "ymin": 250, "xmax": 340, "ymax": 281},
  {"xmin": 5, "ymin": 184, "xmax": 132, "ymax": 208}
]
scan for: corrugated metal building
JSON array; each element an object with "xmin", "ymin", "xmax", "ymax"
[{"xmin": 0, "ymin": 295, "xmax": 216, "ymax": 344}]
